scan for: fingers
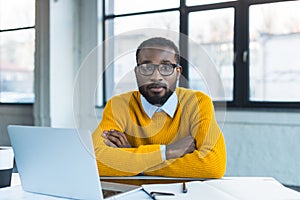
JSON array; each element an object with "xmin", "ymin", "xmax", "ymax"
[
  {"xmin": 166, "ymin": 136, "xmax": 197, "ymax": 159},
  {"xmin": 109, "ymin": 130, "xmax": 128, "ymax": 146},
  {"xmin": 102, "ymin": 130, "xmax": 131, "ymax": 148},
  {"xmin": 103, "ymin": 138, "xmax": 118, "ymax": 148},
  {"xmin": 178, "ymin": 136, "xmax": 196, "ymax": 154}
]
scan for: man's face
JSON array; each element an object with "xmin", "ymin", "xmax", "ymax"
[{"xmin": 135, "ymin": 46, "xmax": 182, "ymax": 106}]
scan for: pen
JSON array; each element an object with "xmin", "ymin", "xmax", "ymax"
[
  {"xmin": 182, "ymin": 181, "xmax": 188, "ymax": 193},
  {"xmin": 142, "ymin": 188, "xmax": 174, "ymax": 200},
  {"xmin": 142, "ymin": 188, "xmax": 155, "ymax": 200}
]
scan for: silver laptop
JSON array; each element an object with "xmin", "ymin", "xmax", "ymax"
[{"xmin": 7, "ymin": 125, "xmax": 104, "ymax": 200}]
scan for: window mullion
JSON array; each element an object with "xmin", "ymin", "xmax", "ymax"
[
  {"xmin": 179, "ymin": 0, "xmax": 189, "ymax": 88},
  {"xmin": 234, "ymin": 0, "xmax": 249, "ymax": 107}
]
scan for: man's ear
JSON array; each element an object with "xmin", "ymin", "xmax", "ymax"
[
  {"xmin": 134, "ymin": 66, "xmax": 138, "ymax": 75},
  {"xmin": 176, "ymin": 66, "xmax": 182, "ymax": 80},
  {"xmin": 134, "ymin": 66, "xmax": 139, "ymax": 80}
]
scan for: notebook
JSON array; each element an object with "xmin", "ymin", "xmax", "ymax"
[
  {"xmin": 7, "ymin": 125, "xmax": 104, "ymax": 199},
  {"xmin": 141, "ymin": 178, "xmax": 300, "ymax": 200}
]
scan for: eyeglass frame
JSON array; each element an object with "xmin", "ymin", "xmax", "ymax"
[{"xmin": 135, "ymin": 63, "xmax": 180, "ymax": 76}]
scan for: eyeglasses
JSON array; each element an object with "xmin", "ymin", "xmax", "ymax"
[{"xmin": 136, "ymin": 63, "xmax": 179, "ymax": 76}]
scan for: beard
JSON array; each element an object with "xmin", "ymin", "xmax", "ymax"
[{"xmin": 139, "ymin": 82, "xmax": 176, "ymax": 106}]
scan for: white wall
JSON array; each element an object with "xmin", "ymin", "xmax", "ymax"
[
  {"xmin": 47, "ymin": 0, "xmax": 98, "ymax": 129},
  {"xmin": 223, "ymin": 110, "xmax": 300, "ymax": 186},
  {"xmin": 49, "ymin": 0, "xmax": 77, "ymax": 128},
  {"xmin": 72, "ymin": 0, "xmax": 99, "ymax": 132}
]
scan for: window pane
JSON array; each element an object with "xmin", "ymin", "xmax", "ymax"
[
  {"xmin": 103, "ymin": 12, "xmax": 179, "ymax": 102},
  {"xmin": 106, "ymin": 12, "xmax": 179, "ymax": 36},
  {"xmin": 189, "ymin": 8, "xmax": 234, "ymax": 101},
  {"xmin": 0, "ymin": 29, "xmax": 35, "ymax": 103},
  {"xmin": 186, "ymin": 0, "xmax": 236, "ymax": 6},
  {"xmin": 105, "ymin": 0, "xmax": 179, "ymax": 15},
  {"xmin": 249, "ymin": 1, "xmax": 300, "ymax": 102},
  {"xmin": 0, "ymin": 0, "xmax": 35, "ymax": 30}
]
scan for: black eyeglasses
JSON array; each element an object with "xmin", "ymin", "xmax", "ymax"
[{"xmin": 136, "ymin": 63, "xmax": 179, "ymax": 76}]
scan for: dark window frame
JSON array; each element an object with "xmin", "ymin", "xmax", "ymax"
[{"xmin": 101, "ymin": 0, "xmax": 300, "ymax": 109}]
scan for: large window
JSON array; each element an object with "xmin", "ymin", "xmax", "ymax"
[
  {"xmin": 189, "ymin": 8, "xmax": 234, "ymax": 101},
  {"xmin": 0, "ymin": 0, "xmax": 35, "ymax": 103},
  {"xmin": 100, "ymin": 0, "xmax": 300, "ymax": 108},
  {"xmin": 249, "ymin": 1, "xmax": 300, "ymax": 102}
]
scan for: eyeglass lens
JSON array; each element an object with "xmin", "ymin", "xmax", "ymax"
[{"xmin": 138, "ymin": 64, "xmax": 176, "ymax": 76}]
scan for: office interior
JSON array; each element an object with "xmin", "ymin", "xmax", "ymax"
[{"xmin": 0, "ymin": 0, "xmax": 300, "ymax": 192}]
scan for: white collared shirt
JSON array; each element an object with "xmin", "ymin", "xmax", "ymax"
[
  {"xmin": 140, "ymin": 92, "xmax": 178, "ymax": 119},
  {"xmin": 140, "ymin": 92, "xmax": 178, "ymax": 161}
]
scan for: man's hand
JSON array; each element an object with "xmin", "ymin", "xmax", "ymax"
[
  {"xmin": 102, "ymin": 130, "xmax": 132, "ymax": 148},
  {"xmin": 166, "ymin": 135, "xmax": 196, "ymax": 160}
]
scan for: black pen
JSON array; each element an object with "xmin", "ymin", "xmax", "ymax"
[
  {"xmin": 142, "ymin": 188, "xmax": 155, "ymax": 200},
  {"xmin": 182, "ymin": 181, "xmax": 188, "ymax": 193}
]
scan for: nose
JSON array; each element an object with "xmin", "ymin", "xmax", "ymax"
[{"xmin": 150, "ymin": 68, "xmax": 163, "ymax": 81}]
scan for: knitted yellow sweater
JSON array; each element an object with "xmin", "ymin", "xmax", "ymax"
[{"xmin": 92, "ymin": 87, "xmax": 226, "ymax": 178}]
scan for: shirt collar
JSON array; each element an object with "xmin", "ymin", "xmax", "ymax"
[{"xmin": 140, "ymin": 92, "xmax": 178, "ymax": 119}]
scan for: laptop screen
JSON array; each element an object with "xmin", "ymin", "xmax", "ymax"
[{"xmin": 8, "ymin": 125, "xmax": 103, "ymax": 200}]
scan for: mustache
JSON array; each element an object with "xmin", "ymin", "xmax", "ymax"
[{"xmin": 146, "ymin": 83, "xmax": 167, "ymax": 89}]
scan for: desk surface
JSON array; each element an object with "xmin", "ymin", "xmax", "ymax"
[
  {"xmin": 11, "ymin": 173, "xmax": 21, "ymax": 186},
  {"xmin": 8, "ymin": 173, "xmax": 205, "ymax": 198},
  {"xmin": 2, "ymin": 174, "xmax": 300, "ymax": 200},
  {"xmin": 7, "ymin": 173, "xmax": 139, "ymax": 200}
]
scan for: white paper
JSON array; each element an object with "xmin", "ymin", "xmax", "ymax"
[
  {"xmin": 142, "ymin": 181, "xmax": 238, "ymax": 200},
  {"xmin": 139, "ymin": 178, "xmax": 300, "ymax": 200},
  {"xmin": 106, "ymin": 187, "xmax": 152, "ymax": 200},
  {"xmin": 206, "ymin": 178, "xmax": 300, "ymax": 200}
]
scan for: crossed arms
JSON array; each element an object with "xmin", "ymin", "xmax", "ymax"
[
  {"xmin": 92, "ymin": 92, "xmax": 226, "ymax": 178},
  {"xmin": 102, "ymin": 130, "xmax": 196, "ymax": 160}
]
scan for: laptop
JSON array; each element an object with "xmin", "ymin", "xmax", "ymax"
[{"xmin": 7, "ymin": 125, "xmax": 104, "ymax": 199}]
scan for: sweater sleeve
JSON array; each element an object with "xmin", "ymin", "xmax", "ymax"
[
  {"xmin": 92, "ymin": 99, "xmax": 164, "ymax": 176},
  {"xmin": 143, "ymin": 94, "xmax": 226, "ymax": 178}
]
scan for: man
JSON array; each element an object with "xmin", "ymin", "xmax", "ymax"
[{"xmin": 92, "ymin": 37, "xmax": 226, "ymax": 178}]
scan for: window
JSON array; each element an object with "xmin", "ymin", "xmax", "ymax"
[
  {"xmin": 189, "ymin": 8, "xmax": 234, "ymax": 101},
  {"xmin": 100, "ymin": 0, "xmax": 300, "ymax": 108},
  {"xmin": 101, "ymin": 4, "xmax": 179, "ymax": 104},
  {"xmin": 186, "ymin": 0, "xmax": 236, "ymax": 6},
  {"xmin": 249, "ymin": 1, "xmax": 300, "ymax": 102},
  {"xmin": 0, "ymin": 0, "xmax": 35, "ymax": 103},
  {"xmin": 105, "ymin": 0, "xmax": 179, "ymax": 15}
]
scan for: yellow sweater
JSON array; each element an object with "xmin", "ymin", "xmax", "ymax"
[{"xmin": 92, "ymin": 87, "xmax": 226, "ymax": 178}]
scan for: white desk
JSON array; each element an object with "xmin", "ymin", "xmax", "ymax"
[
  {"xmin": 0, "ymin": 174, "xmax": 201, "ymax": 199},
  {"xmin": 1, "ymin": 174, "xmax": 57, "ymax": 200},
  {"xmin": 2, "ymin": 175, "xmax": 300, "ymax": 200},
  {"xmin": 1, "ymin": 173, "xmax": 140, "ymax": 199},
  {"xmin": 0, "ymin": 185, "xmax": 64, "ymax": 200}
]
